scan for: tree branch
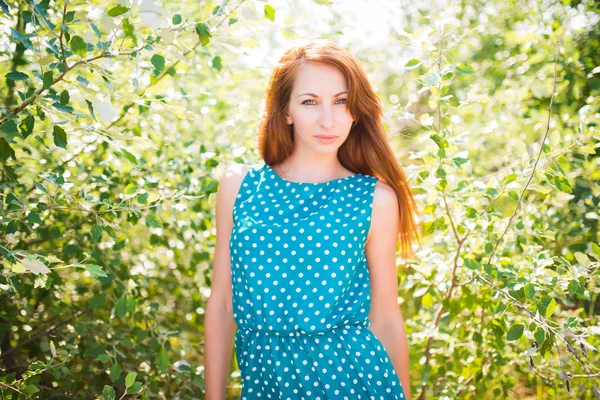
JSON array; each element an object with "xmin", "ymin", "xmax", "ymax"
[{"xmin": 0, "ymin": 307, "xmax": 92, "ymax": 360}]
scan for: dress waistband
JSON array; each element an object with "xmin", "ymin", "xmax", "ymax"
[{"xmin": 238, "ymin": 320, "xmax": 369, "ymax": 337}]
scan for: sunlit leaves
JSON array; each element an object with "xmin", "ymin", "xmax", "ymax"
[
  {"xmin": 404, "ymin": 59, "xmax": 421, "ymax": 69},
  {"xmin": 264, "ymin": 4, "xmax": 276, "ymax": 21},
  {"xmin": 121, "ymin": 148, "xmax": 138, "ymax": 167},
  {"xmin": 150, "ymin": 54, "xmax": 165, "ymax": 75},
  {"xmin": 107, "ymin": 5, "xmax": 129, "ymax": 17},
  {"xmin": 145, "ymin": 214, "xmax": 163, "ymax": 229},
  {"xmin": 20, "ymin": 258, "xmax": 51, "ymax": 275},
  {"xmin": 85, "ymin": 263, "xmax": 108, "ymax": 278},
  {"xmin": 69, "ymin": 35, "xmax": 87, "ymax": 57},
  {"xmin": 125, "ymin": 372, "xmax": 142, "ymax": 393},
  {"xmin": 538, "ymin": 297, "xmax": 557, "ymax": 319},
  {"xmin": 137, "ymin": 193, "xmax": 149, "ymax": 204},
  {"xmin": 456, "ymin": 63, "xmax": 475, "ymax": 74},
  {"xmin": 211, "ymin": 55, "xmax": 222, "ymax": 71},
  {"xmin": 195, "ymin": 22, "xmax": 211, "ymax": 46},
  {"xmin": 172, "ymin": 13, "xmax": 182, "ymax": 25},
  {"xmin": 20, "ymin": 114, "xmax": 34, "ymax": 138}
]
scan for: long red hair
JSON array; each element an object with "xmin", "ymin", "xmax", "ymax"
[{"xmin": 257, "ymin": 39, "xmax": 420, "ymax": 261}]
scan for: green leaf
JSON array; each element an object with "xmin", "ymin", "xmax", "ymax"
[
  {"xmin": 91, "ymin": 224, "xmax": 103, "ymax": 242},
  {"xmin": 404, "ymin": 59, "xmax": 421, "ymax": 69},
  {"xmin": 69, "ymin": 35, "xmax": 87, "ymax": 57},
  {"xmin": 264, "ymin": 4, "xmax": 276, "ymax": 21},
  {"xmin": 125, "ymin": 372, "xmax": 137, "ymax": 387},
  {"xmin": 19, "ymin": 114, "xmax": 35, "ymax": 138},
  {"xmin": 151, "ymin": 54, "xmax": 165, "ymax": 74},
  {"xmin": 156, "ymin": 347, "xmax": 169, "ymax": 373},
  {"xmin": 27, "ymin": 211, "xmax": 42, "ymax": 224},
  {"xmin": 421, "ymin": 292, "xmax": 433, "ymax": 308},
  {"xmin": 24, "ymin": 385, "xmax": 39, "ymax": 396},
  {"xmin": 464, "ymin": 258, "xmax": 481, "ymax": 270},
  {"xmin": 1, "ymin": 120, "xmax": 17, "ymax": 135},
  {"xmin": 107, "ymin": 5, "xmax": 129, "ymax": 17},
  {"xmin": 121, "ymin": 149, "xmax": 138, "ymax": 167},
  {"xmin": 534, "ymin": 328, "xmax": 545, "ymax": 345},
  {"xmin": 115, "ymin": 295, "xmax": 128, "ymax": 318},
  {"xmin": 66, "ymin": 11, "xmax": 76, "ymax": 23},
  {"xmin": 172, "ymin": 14, "xmax": 182, "ymax": 25},
  {"xmin": 43, "ymin": 71, "xmax": 53, "ymax": 89},
  {"xmin": 124, "ymin": 183, "xmax": 138, "ymax": 195},
  {"xmin": 126, "ymin": 381, "xmax": 143, "ymax": 394},
  {"xmin": 6, "ymin": 71, "xmax": 29, "ymax": 81},
  {"xmin": 77, "ymin": 75, "xmax": 89, "ymax": 86},
  {"xmin": 507, "ymin": 324, "xmax": 524, "ymax": 341},
  {"xmin": 484, "ymin": 242, "xmax": 493, "ymax": 254},
  {"xmin": 523, "ymin": 283, "xmax": 535, "ymax": 299},
  {"xmin": 592, "ymin": 243, "xmax": 600, "ymax": 257},
  {"xmin": 456, "ymin": 63, "xmax": 475, "ymax": 74},
  {"xmin": 145, "ymin": 214, "xmax": 163, "ymax": 229},
  {"xmin": 102, "ymin": 385, "xmax": 116, "ymax": 400},
  {"xmin": 59, "ymin": 90, "xmax": 70, "ymax": 106},
  {"xmin": 90, "ymin": 294, "xmax": 106, "ymax": 308},
  {"xmin": 195, "ymin": 23, "xmax": 211, "ymax": 46},
  {"xmin": 85, "ymin": 263, "xmax": 108, "ymax": 278},
  {"xmin": 34, "ymin": 182, "xmax": 47, "ymax": 193},
  {"xmin": 137, "ymin": 192, "xmax": 149, "ymax": 204},
  {"xmin": 545, "ymin": 298, "xmax": 556, "ymax": 318},
  {"xmin": 109, "ymin": 362, "xmax": 122, "ymax": 382},
  {"xmin": 86, "ymin": 99, "xmax": 96, "ymax": 120},
  {"xmin": 568, "ymin": 280, "xmax": 580, "ymax": 297},
  {"xmin": 105, "ymin": 225, "xmax": 117, "ymax": 239},
  {"xmin": 52, "ymin": 125, "xmax": 68, "ymax": 149},
  {"xmin": 452, "ymin": 157, "xmax": 469, "ymax": 168},
  {"xmin": 503, "ymin": 173, "xmax": 518, "ymax": 184},
  {"xmin": 574, "ymin": 252, "xmax": 590, "ymax": 268},
  {"xmin": 211, "ymin": 55, "xmax": 222, "ymax": 71}
]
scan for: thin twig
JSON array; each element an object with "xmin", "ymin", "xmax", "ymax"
[{"xmin": 487, "ymin": 41, "xmax": 561, "ymax": 264}]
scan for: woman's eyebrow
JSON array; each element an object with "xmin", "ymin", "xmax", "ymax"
[{"xmin": 297, "ymin": 91, "xmax": 348, "ymax": 98}]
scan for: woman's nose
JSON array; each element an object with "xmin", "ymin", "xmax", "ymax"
[{"xmin": 319, "ymin": 105, "xmax": 334, "ymax": 129}]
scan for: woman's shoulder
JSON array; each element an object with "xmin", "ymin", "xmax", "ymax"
[
  {"xmin": 220, "ymin": 161, "xmax": 265, "ymax": 182},
  {"xmin": 372, "ymin": 179, "xmax": 397, "ymax": 207},
  {"xmin": 218, "ymin": 162, "xmax": 264, "ymax": 201}
]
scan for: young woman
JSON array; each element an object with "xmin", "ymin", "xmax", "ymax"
[{"xmin": 205, "ymin": 39, "xmax": 420, "ymax": 400}]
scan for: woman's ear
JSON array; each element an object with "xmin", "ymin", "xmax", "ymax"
[{"xmin": 286, "ymin": 112, "xmax": 293, "ymax": 125}]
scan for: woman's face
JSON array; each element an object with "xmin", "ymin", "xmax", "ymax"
[{"xmin": 285, "ymin": 62, "xmax": 354, "ymax": 154}]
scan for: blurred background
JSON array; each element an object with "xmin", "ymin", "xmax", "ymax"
[{"xmin": 0, "ymin": 0, "xmax": 599, "ymax": 398}]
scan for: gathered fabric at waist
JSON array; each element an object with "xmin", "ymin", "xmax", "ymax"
[{"xmin": 236, "ymin": 320, "xmax": 370, "ymax": 338}]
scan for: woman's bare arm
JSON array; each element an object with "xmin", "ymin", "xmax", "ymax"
[
  {"xmin": 366, "ymin": 181, "xmax": 412, "ymax": 400},
  {"xmin": 204, "ymin": 163, "xmax": 249, "ymax": 400}
]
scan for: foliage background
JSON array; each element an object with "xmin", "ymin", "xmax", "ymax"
[{"xmin": 0, "ymin": 0, "xmax": 599, "ymax": 398}]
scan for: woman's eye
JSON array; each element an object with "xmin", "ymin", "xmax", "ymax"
[{"xmin": 301, "ymin": 98, "xmax": 347, "ymax": 105}]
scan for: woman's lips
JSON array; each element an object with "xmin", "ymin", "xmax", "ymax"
[{"xmin": 315, "ymin": 135, "xmax": 338, "ymax": 144}]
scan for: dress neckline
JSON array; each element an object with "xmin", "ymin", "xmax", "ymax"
[{"xmin": 265, "ymin": 164, "xmax": 358, "ymax": 185}]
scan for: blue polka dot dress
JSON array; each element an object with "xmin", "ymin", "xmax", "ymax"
[{"xmin": 229, "ymin": 162, "xmax": 406, "ymax": 400}]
